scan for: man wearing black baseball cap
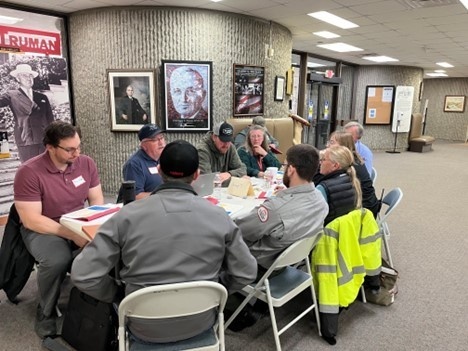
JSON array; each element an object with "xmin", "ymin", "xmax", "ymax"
[
  {"xmin": 196, "ymin": 121, "xmax": 246, "ymax": 185},
  {"xmin": 72, "ymin": 140, "xmax": 257, "ymax": 345},
  {"xmin": 120, "ymin": 123, "xmax": 166, "ymax": 200}
]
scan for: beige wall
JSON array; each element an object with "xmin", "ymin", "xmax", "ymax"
[{"xmin": 68, "ymin": 7, "xmax": 292, "ymax": 194}]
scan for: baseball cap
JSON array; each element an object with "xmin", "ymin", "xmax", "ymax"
[
  {"xmin": 138, "ymin": 124, "xmax": 164, "ymax": 141},
  {"xmin": 213, "ymin": 121, "xmax": 234, "ymax": 142},
  {"xmin": 159, "ymin": 140, "xmax": 199, "ymax": 178},
  {"xmin": 252, "ymin": 116, "xmax": 266, "ymax": 127}
]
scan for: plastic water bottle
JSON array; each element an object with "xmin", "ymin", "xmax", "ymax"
[{"xmin": 213, "ymin": 172, "xmax": 222, "ymax": 199}]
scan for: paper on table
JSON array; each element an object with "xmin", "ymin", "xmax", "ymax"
[
  {"xmin": 62, "ymin": 204, "xmax": 120, "ymax": 221},
  {"xmin": 217, "ymin": 203, "xmax": 244, "ymax": 217}
]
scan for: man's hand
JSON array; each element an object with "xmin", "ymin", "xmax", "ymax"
[
  {"xmin": 142, "ymin": 114, "xmax": 148, "ymax": 121},
  {"xmin": 72, "ymin": 233, "xmax": 89, "ymax": 248},
  {"xmin": 219, "ymin": 172, "xmax": 231, "ymax": 183},
  {"xmin": 122, "ymin": 114, "xmax": 128, "ymax": 120}
]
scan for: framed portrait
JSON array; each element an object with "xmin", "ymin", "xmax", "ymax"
[
  {"xmin": 364, "ymin": 85, "xmax": 395, "ymax": 125},
  {"xmin": 162, "ymin": 60, "xmax": 212, "ymax": 132},
  {"xmin": 233, "ymin": 64, "xmax": 264, "ymax": 116},
  {"xmin": 444, "ymin": 95, "xmax": 465, "ymax": 112},
  {"xmin": 108, "ymin": 70, "xmax": 156, "ymax": 132},
  {"xmin": 274, "ymin": 76, "xmax": 285, "ymax": 101}
]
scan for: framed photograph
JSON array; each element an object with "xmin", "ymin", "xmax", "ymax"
[
  {"xmin": 444, "ymin": 95, "xmax": 465, "ymax": 112},
  {"xmin": 108, "ymin": 70, "xmax": 156, "ymax": 132},
  {"xmin": 364, "ymin": 85, "xmax": 395, "ymax": 125},
  {"xmin": 162, "ymin": 60, "xmax": 212, "ymax": 132},
  {"xmin": 233, "ymin": 64, "xmax": 264, "ymax": 116},
  {"xmin": 274, "ymin": 76, "xmax": 285, "ymax": 101}
]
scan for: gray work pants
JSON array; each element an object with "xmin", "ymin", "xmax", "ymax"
[{"xmin": 20, "ymin": 226, "xmax": 74, "ymax": 317}]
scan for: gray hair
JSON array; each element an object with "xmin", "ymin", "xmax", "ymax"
[{"xmin": 344, "ymin": 121, "xmax": 364, "ymax": 138}]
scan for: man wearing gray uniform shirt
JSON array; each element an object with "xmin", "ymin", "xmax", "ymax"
[
  {"xmin": 235, "ymin": 144, "xmax": 328, "ymax": 271},
  {"xmin": 71, "ymin": 140, "xmax": 257, "ymax": 344}
]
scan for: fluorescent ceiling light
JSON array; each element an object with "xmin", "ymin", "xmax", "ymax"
[
  {"xmin": 434, "ymin": 69, "xmax": 446, "ymax": 73},
  {"xmin": 211, "ymin": 0, "xmax": 222, "ymax": 2},
  {"xmin": 460, "ymin": 0, "xmax": 468, "ymax": 11},
  {"xmin": 362, "ymin": 55, "xmax": 399, "ymax": 63},
  {"xmin": 307, "ymin": 62, "xmax": 326, "ymax": 68},
  {"xmin": 426, "ymin": 72, "xmax": 448, "ymax": 77},
  {"xmin": 308, "ymin": 11, "xmax": 359, "ymax": 29},
  {"xmin": 317, "ymin": 42, "xmax": 363, "ymax": 52},
  {"xmin": 0, "ymin": 15, "xmax": 23, "ymax": 25},
  {"xmin": 436, "ymin": 62, "xmax": 453, "ymax": 68},
  {"xmin": 313, "ymin": 31, "xmax": 340, "ymax": 39}
]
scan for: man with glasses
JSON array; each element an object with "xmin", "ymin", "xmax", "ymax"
[
  {"xmin": 121, "ymin": 124, "xmax": 166, "ymax": 200},
  {"xmin": 13, "ymin": 121, "xmax": 104, "ymax": 339},
  {"xmin": 197, "ymin": 121, "xmax": 246, "ymax": 186}
]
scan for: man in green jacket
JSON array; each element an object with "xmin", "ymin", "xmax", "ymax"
[{"xmin": 196, "ymin": 121, "xmax": 246, "ymax": 185}]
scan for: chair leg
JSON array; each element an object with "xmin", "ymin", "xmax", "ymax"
[
  {"xmin": 265, "ymin": 280, "xmax": 282, "ymax": 351},
  {"xmin": 224, "ymin": 291, "xmax": 256, "ymax": 330},
  {"xmin": 360, "ymin": 286, "xmax": 367, "ymax": 303}
]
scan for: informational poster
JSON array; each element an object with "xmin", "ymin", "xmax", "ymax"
[
  {"xmin": 364, "ymin": 86, "xmax": 395, "ymax": 125},
  {"xmin": 392, "ymin": 86, "xmax": 414, "ymax": 133}
]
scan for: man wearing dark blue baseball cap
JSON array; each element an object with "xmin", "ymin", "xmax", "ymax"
[
  {"xmin": 72, "ymin": 140, "xmax": 257, "ymax": 345},
  {"xmin": 196, "ymin": 121, "xmax": 246, "ymax": 185},
  {"xmin": 120, "ymin": 123, "xmax": 166, "ymax": 200}
]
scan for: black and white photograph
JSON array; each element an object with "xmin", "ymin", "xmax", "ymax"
[
  {"xmin": 0, "ymin": 55, "xmax": 71, "ymax": 163},
  {"xmin": 162, "ymin": 60, "xmax": 212, "ymax": 132},
  {"xmin": 233, "ymin": 64, "xmax": 264, "ymax": 116},
  {"xmin": 108, "ymin": 70, "xmax": 156, "ymax": 132}
]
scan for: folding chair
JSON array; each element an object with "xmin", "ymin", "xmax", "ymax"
[
  {"xmin": 378, "ymin": 187, "xmax": 403, "ymax": 267},
  {"xmin": 118, "ymin": 281, "xmax": 228, "ymax": 351},
  {"xmin": 370, "ymin": 167, "xmax": 377, "ymax": 185},
  {"xmin": 224, "ymin": 235, "xmax": 322, "ymax": 351}
]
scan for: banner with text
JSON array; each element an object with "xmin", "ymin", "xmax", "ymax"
[{"xmin": 0, "ymin": 25, "xmax": 61, "ymax": 56}]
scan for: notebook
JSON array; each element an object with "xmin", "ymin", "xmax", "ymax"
[{"xmin": 192, "ymin": 173, "xmax": 216, "ymax": 197}]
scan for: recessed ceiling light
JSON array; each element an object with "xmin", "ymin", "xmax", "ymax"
[
  {"xmin": 211, "ymin": 0, "xmax": 223, "ymax": 2},
  {"xmin": 313, "ymin": 31, "xmax": 340, "ymax": 39},
  {"xmin": 434, "ymin": 69, "xmax": 446, "ymax": 73},
  {"xmin": 307, "ymin": 62, "xmax": 326, "ymax": 68},
  {"xmin": 0, "ymin": 15, "xmax": 23, "ymax": 25},
  {"xmin": 426, "ymin": 72, "xmax": 448, "ymax": 77},
  {"xmin": 362, "ymin": 55, "xmax": 399, "ymax": 63},
  {"xmin": 308, "ymin": 11, "xmax": 359, "ymax": 29},
  {"xmin": 436, "ymin": 62, "xmax": 453, "ymax": 68},
  {"xmin": 317, "ymin": 42, "xmax": 363, "ymax": 53}
]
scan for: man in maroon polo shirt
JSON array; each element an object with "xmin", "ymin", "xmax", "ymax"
[{"xmin": 14, "ymin": 121, "xmax": 104, "ymax": 339}]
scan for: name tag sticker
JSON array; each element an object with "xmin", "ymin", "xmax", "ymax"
[
  {"xmin": 72, "ymin": 175, "xmax": 86, "ymax": 188},
  {"xmin": 148, "ymin": 167, "xmax": 158, "ymax": 174}
]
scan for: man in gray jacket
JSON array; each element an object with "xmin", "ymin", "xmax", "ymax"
[
  {"xmin": 197, "ymin": 121, "xmax": 246, "ymax": 185},
  {"xmin": 235, "ymin": 144, "xmax": 328, "ymax": 271},
  {"xmin": 71, "ymin": 140, "xmax": 257, "ymax": 344}
]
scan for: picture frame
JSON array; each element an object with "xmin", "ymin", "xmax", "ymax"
[
  {"xmin": 108, "ymin": 70, "xmax": 156, "ymax": 132},
  {"xmin": 233, "ymin": 64, "xmax": 264, "ymax": 116},
  {"xmin": 274, "ymin": 76, "xmax": 285, "ymax": 101},
  {"xmin": 443, "ymin": 95, "xmax": 465, "ymax": 112},
  {"xmin": 162, "ymin": 60, "xmax": 212, "ymax": 132},
  {"xmin": 364, "ymin": 85, "xmax": 395, "ymax": 125}
]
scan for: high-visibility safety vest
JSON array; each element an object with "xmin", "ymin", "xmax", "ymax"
[{"xmin": 311, "ymin": 208, "xmax": 381, "ymax": 313}]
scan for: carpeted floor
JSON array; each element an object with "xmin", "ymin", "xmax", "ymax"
[{"xmin": 1, "ymin": 140, "xmax": 467, "ymax": 350}]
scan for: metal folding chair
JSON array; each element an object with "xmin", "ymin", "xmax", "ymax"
[{"xmin": 378, "ymin": 187, "xmax": 403, "ymax": 267}]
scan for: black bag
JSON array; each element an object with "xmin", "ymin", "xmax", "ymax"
[{"xmin": 62, "ymin": 287, "xmax": 118, "ymax": 351}]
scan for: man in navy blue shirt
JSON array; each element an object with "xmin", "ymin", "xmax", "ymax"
[{"xmin": 122, "ymin": 124, "xmax": 166, "ymax": 199}]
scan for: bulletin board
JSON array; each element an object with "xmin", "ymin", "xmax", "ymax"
[{"xmin": 364, "ymin": 85, "xmax": 395, "ymax": 125}]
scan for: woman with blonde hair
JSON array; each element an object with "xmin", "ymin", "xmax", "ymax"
[
  {"xmin": 314, "ymin": 145, "xmax": 362, "ymax": 225},
  {"xmin": 237, "ymin": 125, "xmax": 281, "ymax": 177},
  {"xmin": 328, "ymin": 131, "xmax": 380, "ymax": 217}
]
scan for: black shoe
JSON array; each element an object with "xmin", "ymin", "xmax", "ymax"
[
  {"xmin": 321, "ymin": 335, "xmax": 337, "ymax": 345},
  {"xmin": 35, "ymin": 305, "xmax": 57, "ymax": 339},
  {"xmin": 226, "ymin": 306, "xmax": 259, "ymax": 332}
]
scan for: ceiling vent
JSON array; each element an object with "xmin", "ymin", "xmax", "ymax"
[{"xmin": 396, "ymin": 0, "xmax": 459, "ymax": 9}]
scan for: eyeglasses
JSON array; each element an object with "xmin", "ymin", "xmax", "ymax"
[
  {"xmin": 326, "ymin": 140, "xmax": 337, "ymax": 146},
  {"xmin": 56, "ymin": 144, "xmax": 81, "ymax": 154},
  {"xmin": 145, "ymin": 135, "xmax": 165, "ymax": 143}
]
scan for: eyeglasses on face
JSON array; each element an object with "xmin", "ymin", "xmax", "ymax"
[
  {"xmin": 145, "ymin": 135, "xmax": 166, "ymax": 143},
  {"xmin": 56, "ymin": 144, "xmax": 81, "ymax": 154},
  {"xmin": 326, "ymin": 139, "xmax": 337, "ymax": 146}
]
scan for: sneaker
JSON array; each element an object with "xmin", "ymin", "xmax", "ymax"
[{"xmin": 35, "ymin": 305, "xmax": 57, "ymax": 339}]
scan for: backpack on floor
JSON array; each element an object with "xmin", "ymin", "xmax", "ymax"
[{"xmin": 61, "ymin": 287, "xmax": 118, "ymax": 351}]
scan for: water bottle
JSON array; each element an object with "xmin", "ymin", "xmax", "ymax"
[
  {"xmin": 121, "ymin": 180, "xmax": 136, "ymax": 205},
  {"xmin": 213, "ymin": 172, "xmax": 222, "ymax": 199}
]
